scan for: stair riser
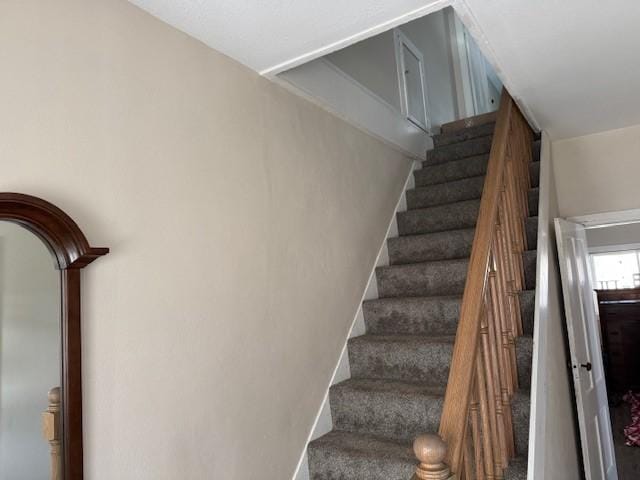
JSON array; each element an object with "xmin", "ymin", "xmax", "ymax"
[
  {"xmin": 426, "ymin": 135, "xmax": 493, "ymax": 165},
  {"xmin": 330, "ymin": 386, "xmax": 443, "ymax": 444},
  {"xmin": 517, "ymin": 337, "xmax": 533, "ymax": 390},
  {"xmin": 526, "ymin": 217, "xmax": 538, "ymax": 250},
  {"xmin": 520, "ymin": 290, "xmax": 535, "ymax": 336},
  {"xmin": 364, "ymin": 297, "xmax": 461, "ymax": 336},
  {"xmin": 348, "ymin": 339, "xmax": 453, "ymax": 385},
  {"xmin": 529, "ymin": 188, "xmax": 539, "ymax": 217},
  {"xmin": 433, "ymin": 122, "xmax": 495, "ymax": 147},
  {"xmin": 376, "ymin": 260, "xmax": 468, "ymax": 298},
  {"xmin": 307, "ymin": 444, "xmax": 415, "ymax": 480},
  {"xmin": 397, "ymin": 200, "xmax": 480, "ymax": 236},
  {"xmin": 512, "ymin": 394, "xmax": 531, "ymax": 456},
  {"xmin": 523, "ymin": 250, "xmax": 537, "ymax": 290},
  {"xmin": 388, "ymin": 229, "xmax": 474, "ymax": 265},
  {"xmin": 415, "ymin": 155, "xmax": 489, "ymax": 187},
  {"xmin": 406, "ymin": 176, "xmax": 484, "ymax": 210}
]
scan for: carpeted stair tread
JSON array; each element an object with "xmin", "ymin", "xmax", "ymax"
[
  {"xmin": 504, "ymin": 455, "xmax": 528, "ymax": 480},
  {"xmin": 416, "ymin": 154, "xmax": 489, "ymax": 187},
  {"xmin": 376, "ymin": 258, "xmax": 468, "ymax": 298},
  {"xmin": 512, "ymin": 390, "xmax": 532, "ymax": 456},
  {"xmin": 516, "ymin": 336, "xmax": 533, "ymax": 390},
  {"xmin": 363, "ymin": 295, "xmax": 461, "ymax": 336},
  {"xmin": 388, "ymin": 228, "xmax": 474, "ymax": 265},
  {"xmin": 406, "ymin": 175, "xmax": 484, "ymax": 210},
  {"xmin": 433, "ymin": 122, "xmax": 495, "ymax": 147},
  {"xmin": 528, "ymin": 187, "xmax": 539, "ymax": 217},
  {"xmin": 520, "ymin": 289, "xmax": 535, "ymax": 336},
  {"xmin": 330, "ymin": 378, "xmax": 444, "ymax": 443},
  {"xmin": 307, "ymin": 430, "xmax": 416, "ymax": 480},
  {"xmin": 348, "ymin": 334, "xmax": 454, "ymax": 385},
  {"xmin": 426, "ymin": 135, "xmax": 493, "ymax": 165},
  {"xmin": 397, "ymin": 199, "xmax": 480, "ymax": 236}
]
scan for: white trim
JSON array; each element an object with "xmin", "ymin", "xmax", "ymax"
[
  {"xmin": 589, "ymin": 242, "xmax": 640, "ymax": 254},
  {"xmin": 291, "ymin": 160, "xmax": 420, "ymax": 480},
  {"xmin": 445, "ymin": 9, "xmax": 474, "ymax": 118},
  {"xmin": 394, "ymin": 28, "xmax": 432, "ymax": 132},
  {"xmin": 527, "ymin": 131, "xmax": 551, "ymax": 479},
  {"xmin": 261, "ymin": 0, "xmax": 454, "ymax": 77},
  {"xmin": 567, "ymin": 208, "xmax": 640, "ymax": 228},
  {"xmin": 275, "ymin": 58, "xmax": 431, "ymax": 159}
]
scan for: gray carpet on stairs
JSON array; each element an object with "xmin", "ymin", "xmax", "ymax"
[{"xmin": 308, "ymin": 127, "xmax": 541, "ymax": 480}]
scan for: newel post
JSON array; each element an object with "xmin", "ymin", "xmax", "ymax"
[
  {"xmin": 42, "ymin": 387, "xmax": 62, "ymax": 480},
  {"xmin": 414, "ymin": 434, "xmax": 455, "ymax": 480}
]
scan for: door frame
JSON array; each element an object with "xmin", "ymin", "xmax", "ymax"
[
  {"xmin": 556, "ymin": 207, "xmax": 640, "ymax": 478},
  {"xmin": 555, "ymin": 218, "xmax": 618, "ymax": 479},
  {"xmin": 393, "ymin": 28, "xmax": 431, "ymax": 133}
]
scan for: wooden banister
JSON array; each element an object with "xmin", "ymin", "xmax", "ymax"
[
  {"xmin": 42, "ymin": 387, "xmax": 62, "ymax": 480},
  {"xmin": 413, "ymin": 434, "xmax": 455, "ymax": 480},
  {"xmin": 414, "ymin": 89, "xmax": 533, "ymax": 479}
]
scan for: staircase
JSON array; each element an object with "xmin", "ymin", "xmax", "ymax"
[{"xmin": 307, "ymin": 104, "xmax": 540, "ymax": 479}]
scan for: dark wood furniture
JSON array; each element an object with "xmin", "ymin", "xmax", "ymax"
[
  {"xmin": 0, "ymin": 193, "xmax": 108, "ymax": 480},
  {"xmin": 596, "ymin": 288, "xmax": 640, "ymax": 394}
]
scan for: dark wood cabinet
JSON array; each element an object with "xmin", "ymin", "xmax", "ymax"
[{"xmin": 596, "ymin": 288, "xmax": 640, "ymax": 393}]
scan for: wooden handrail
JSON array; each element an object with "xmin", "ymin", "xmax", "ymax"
[
  {"xmin": 414, "ymin": 89, "xmax": 533, "ymax": 478},
  {"xmin": 42, "ymin": 387, "xmax": 62, "ymax": 480}
]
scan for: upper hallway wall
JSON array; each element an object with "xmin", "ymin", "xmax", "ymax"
[
  {"xmin": 327, "ymin": 9, "xmax": 457, "ymax": 129},
  {"xmin": 0, "ymin": 0, "xmax": 411, "ymax": 478},
  {"xmin": 552, "ymin": 123, "xmax": 640, "ymax": 217}
]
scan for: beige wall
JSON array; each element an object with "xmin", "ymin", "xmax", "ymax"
[
  {"xmin": 0, "ymin": 1, "xmax": 411, "ymax": 479},
  {"xmin": 586, "ymin": 222, "xmax": 640, "ymax": 249},
  {"xmin": 552, "ymin": 124, "xmax": 640, "ymax": 217}
]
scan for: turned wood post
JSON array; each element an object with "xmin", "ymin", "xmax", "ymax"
[
  {"xmin": 414, "ymin": 434, "xmax": 454, "ymax": 480},
  {"xmin": 42, "ymin": 387, "xmax": 61, "ymax": 480}
]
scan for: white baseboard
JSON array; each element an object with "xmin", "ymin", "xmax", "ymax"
[
  {"xmin": 291, "ymin": 159, "xmax": 421, "ymax": 480},
  {"xmin": 275, "ymin": 58, "xmax": 432, "ymax": 160}
]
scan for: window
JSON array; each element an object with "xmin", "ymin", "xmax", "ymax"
[{"xmin": 591, "ymin": 250, "xmax": 640, "ymax": 289}]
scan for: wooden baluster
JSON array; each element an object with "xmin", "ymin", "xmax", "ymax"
[
  {"xmin": 488, "ymin": 264, "xmax": 516, "ymax": 457},
  {"xmin": 498, "ymin": 196, "xmax": 524, "ymax": 337},
  {"xmin": 414, "ymin": 434, "xmax": 455, "ymax": 480},
  {"xmin": 479, "ymin": 305, "xmax": 504, "ymax": 477},
  {"xmin": 42, "ymin": 387, "xmax": 61, "ymax": 480},
  {"xmin": 493, "ymin": 225, "xmax": 518, "ymax": 392},
  {"xmin": 476, "ymin": 354, "xmax": 499, "ymax": 480},
  {"xmin": 463, "ymin": 429, "xmax": 475, "ymax": 480},
  {"xmin": 503, "ymin": 162, "xmax": 526, "ymax": 288},
  {"xmin": 469, "ymin": 373, "xmax": 486, "ymax": 480},
  {"xmin": 485, "ymin": 289, "xmax": 510, "ymax": 468}
]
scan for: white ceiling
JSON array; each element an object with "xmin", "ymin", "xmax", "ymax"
[
  {"xmin": 126, "ymin": 0, "xmax": 449, "ymax": 74},
  {"xmin": 128, "ymin": 0, "xmax": 640, "ymax": 140},
  {"xmin": 463, "ymin": 0, "xmax": 640, "ymax": 139}
]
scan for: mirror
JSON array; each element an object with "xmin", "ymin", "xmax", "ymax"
[
  {"xmin": 0, "ymin": 193, "xmax": 108, "ymax": 480},
  {"xmin": 0, "ymin": 221, "xmax": 61, "ymax": 479}
]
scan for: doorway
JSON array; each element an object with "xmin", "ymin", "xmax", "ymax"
[
  {"xmin": 394, "ymin": 29, "xmax": 430, "ymax": 132},
  {"xmin": 556, "ymin": 212, "xmax": 640, "ymax": 479}
]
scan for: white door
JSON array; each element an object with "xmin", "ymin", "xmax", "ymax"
[
  {"xmin": 463, "ymin": 30, "xmax": 490, "ymax": 115},
  {"xmin": 394, "ymin": 30, "xmax": 430, "ymax": 132},
  {"xmin": 555, "ymin": 218, "xmax": 618, "ymax": 480}
]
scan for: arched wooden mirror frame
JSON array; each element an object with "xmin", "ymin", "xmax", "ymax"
[{"xmin": 0, "ymin": 193, "xmax": 108, "ymax": 480}]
